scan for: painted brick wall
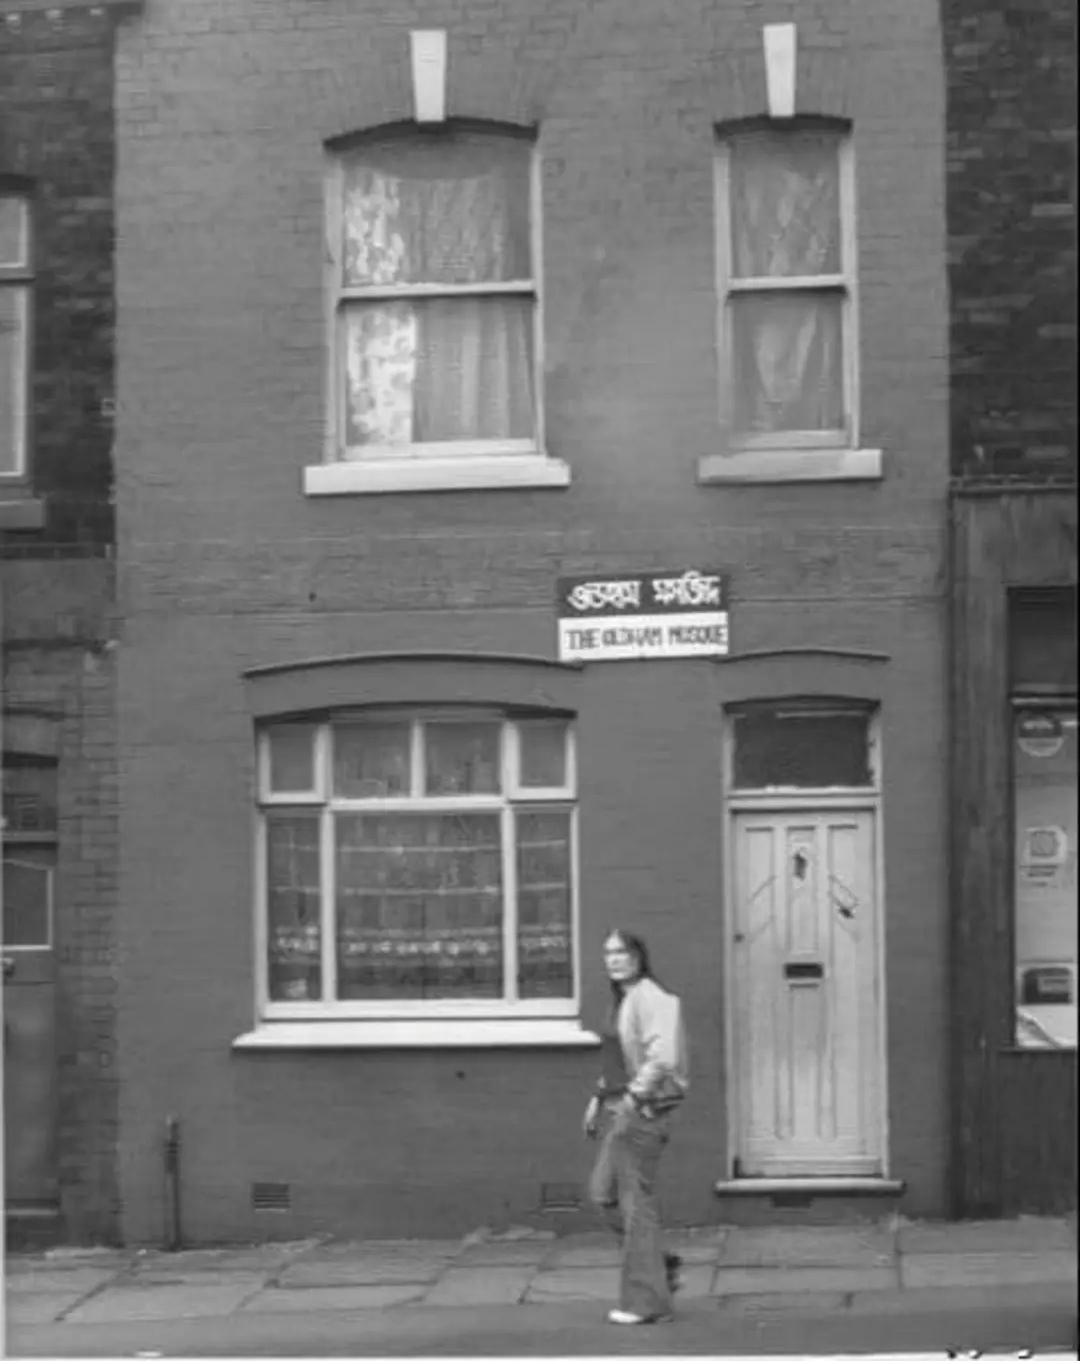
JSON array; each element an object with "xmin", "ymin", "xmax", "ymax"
[
  {"xmin": 943, "ymin": 0, "xmax": 1078, "ymax": 480},
  {"xmin": 114, "ymin": 0, "xmax": 950, "ymax": 1241},
  {"xmin": 0, "ymin": 4, "xmax": 118, "ymax": 548}
]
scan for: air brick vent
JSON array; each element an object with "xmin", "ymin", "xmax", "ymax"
[
  {"xmin": 540, "ymin": 1181, "xmax": 581, "ymax": 1212},
  {"xmin": 251, "ymin": 1182, "xmax": 291, "ymax": 1213}
]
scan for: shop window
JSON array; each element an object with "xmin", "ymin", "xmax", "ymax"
[
  {"xmin": 731, "ymin": 701, "xmax": 876, "ymax": 790},
  {"xmin": 256, "ymin": 710, "xmax": 578, "ymax": 1018},
  {"xmin": 1011, "ymin": 587, "xmax": 1078, "ymax": 1049},
  {"xmin": 1013, "ymin": 707, "xmax": 1077, "ymax": 1049}
]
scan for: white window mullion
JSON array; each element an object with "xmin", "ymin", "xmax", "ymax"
[
  {"xmin": 320, "ymin": 806, "xmax": 337, "ymax": 1003},
  {"xmin": 839, "ymin": 138, "xmax": 859, "ymax": 447},
  {"xmin": 325, "ymin": 159, "xmax": 344, "ymax": 464},
  {"xmin": 254, "ymin": 815, "xmax": 270, "ymax": 1018},
  {"xmin": 529, "ymin": 144, "xmax": 545, "ymax": 454},
  {"xmin": 502, "ymin": 804, "xmax": 519, "ymax": 1004},
  {"xmin": 411, "ymin": 719, "xmax": 424, "ymax": 796}
]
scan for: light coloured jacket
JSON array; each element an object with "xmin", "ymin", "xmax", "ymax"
[{"xmin": 617, "ymin": 976, "xmax": 689, "ymax": 1108}]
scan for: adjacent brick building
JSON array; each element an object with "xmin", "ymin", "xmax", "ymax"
[
  {"xmin": 106, "ymin": 0, "xmax": 956, "ymax": 1245},
  {"xmin": 1, "ymin": 0, "xmax": 136, "ymax": 1245},
  {"xmin": 944, "ymin": 0, "xmax": 1077, "ymax": 1216}
]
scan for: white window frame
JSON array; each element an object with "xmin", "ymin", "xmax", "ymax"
[
  {"xmin": 704, "ymin": 129, "xmax": 881, "ymax": 485},
  {"xmin": 0, "ymin": 193, "xmax": 32, "ymax": 482},
  {"xmin": 254, "ymin": 711, "xmax": 580, "ymax": 1022},
  {"xmin": 307, "ymin": 131, "xmax": 569, "ymax": 496}
]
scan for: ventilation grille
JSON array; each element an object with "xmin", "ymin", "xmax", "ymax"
[
  {"xmin": 251, "ymin": 1182, "xmax": 291, "ymax": 1213},
  {"xmin": 540, "ymin": 1181, "xmax": 581, "ymax": 1212}
]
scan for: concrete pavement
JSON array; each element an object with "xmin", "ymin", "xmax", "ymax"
[{"xmin": 4, "ymin": 1216, "xmax": 1077, "ymax": 1356}]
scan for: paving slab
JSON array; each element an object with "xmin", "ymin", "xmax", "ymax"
[
  {"xmin": 713, "ymin": 1264, "xmax": 897, "ymax": 1297},
  {"xmin": 61, "ymin": 1282, "xmax": 256, "ymax": 1324},
  {"xmin": 3, "ymin": 1290, "xmax": 92, "ymax": 1326},
  {"xmin": 718, "ymin": 1290, "xmax": 850, "ymax": 1315},
  {"xmin": 128, "ymin": 1241, "xmax": 316, "ymax": 1278},
  {"xmin": 898, "ymin": 1218, "xmax": 1076, "ymax": 1254},
  {"xmin": 239, "ymin": 1283, "xmax": 426, "ymax": 1313},
  {"xmin": 422, "ymin": 1266, "xmax": 533, "ymax": 1307},
  {"xmin": 3, "ymin": 1264, "xmax": 123, "ymax": 1296},
  {"xmin": 901, "ymin": 1249, "xmax": 1078, "ymax": 1290},
  {"xmin": 525, "ymin": 1267, "xmax": 620, "ymax": 1302},
  {"xmin": 720, "ymin": 1224, "xmax": 896, "ymax": 1268},
  {"xmin": 542, "ymin": 1241, "xmax": 621, "ymax": 1269},
  {"xmin": 277, "ymin": 1240, "xmax": 456, "ymax": 1287},
  {"xmin": 453, "ymin": 1238, "xmax": 556, "ymax": 1267}
]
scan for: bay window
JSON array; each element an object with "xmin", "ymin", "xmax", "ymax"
[{"xmin": 256, "ymin": 711, "xmax": 578, "ymax": 1018}]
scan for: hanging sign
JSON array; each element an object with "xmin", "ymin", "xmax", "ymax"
[{"xmin": 556, "ymin": 569, "xmax": 729, "ymax": 663}]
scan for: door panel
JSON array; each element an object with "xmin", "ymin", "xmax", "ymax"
[{"xmin": 732, "ymin": 810, "xmax": 881, "ymax": 1177}]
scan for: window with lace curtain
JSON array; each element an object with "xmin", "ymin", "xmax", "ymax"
[
  {"xmin": 257, "ymin": 711, "xmax": 578, "ymax": 1019},
  {"xmin": 715, "ymin": 125, "xmax": 857, "ymax": 453},
  {"xmin": 1, "ymin": 193, "xmax": 32, "ymax": 479},
  {"xmin": 325, "ymin": 128, "xmax": 540, "ymax": 464}
]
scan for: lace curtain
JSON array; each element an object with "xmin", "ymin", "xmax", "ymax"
[
  {"xmin": 341, "ymin": 135, "xmax": 534, "ymax": 450},
  {"xmin": 728, "ymin": 132, "xmax": 844, "ymax": 436}
]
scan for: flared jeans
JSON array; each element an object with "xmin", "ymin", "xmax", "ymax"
[{"xmin": 587, "ymin": 1101, "xmax": 673, "ymax": 1318}]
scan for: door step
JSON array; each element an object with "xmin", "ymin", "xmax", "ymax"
[{"xmin": 713, "ymin": 1177, "xmax": 904, "ymax": 1225}]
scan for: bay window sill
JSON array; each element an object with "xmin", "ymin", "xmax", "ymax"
[
  {"xmin": 697, "ymin": 448, "xmax": 883, "ymax": 485},
  {"xmin": 232, "ymin": 1019, "xmax": 601, "ymax": 1051},
  {"xmin": 304, "ymin": 454, "xmax": 571, "ymax": 496}
]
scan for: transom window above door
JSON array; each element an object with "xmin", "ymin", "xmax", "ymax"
[
  {"xmin": 256, "ymin": 711, "xmax": 578, "ymax": 1019},
  {"xmin": 729, "ymin": 701, "xmax": 878, "ymax": 791}
]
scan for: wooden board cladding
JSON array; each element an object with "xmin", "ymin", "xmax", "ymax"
[
  {"xmin": 950, "ymin": 488, "xmax": 1077, "ymax": 1217},
  {"xmin": 998, "ymin": 1050, "xmax": 1078, "ymax": 1216}
]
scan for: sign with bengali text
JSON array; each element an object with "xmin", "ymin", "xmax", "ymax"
[{"xmin": 556, "ymin": 569, "xmax": 730, "ymax": 663}]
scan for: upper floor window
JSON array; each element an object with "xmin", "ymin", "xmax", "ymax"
[
  {"xmin": 0, "ymin": 193, "xmax": 32, "ymax": 479},
  {"xmin": 327, "ymin": 129, "xmax": 539, "ymax": 464},
  {"xmin": 257, "ymin": 710, "xmax": 577, "ymax": 1019},
  {"xmin": 715, "ymin": 125, "xmax": 856, "ymax": 453}
]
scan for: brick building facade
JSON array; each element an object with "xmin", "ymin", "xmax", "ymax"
[
  {"xmin": 1, "ymin": 0, "xmax": 134, "ymax": 1245},
  {"xmin": 105, "ymin": 0, "xmax": 956, "ymax": 1246},
  {"xmin": 943, "ymin": 0, "xmax": 1077, "ymax": 1216}
]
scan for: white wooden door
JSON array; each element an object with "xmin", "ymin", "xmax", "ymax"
[{"xmin": 731, "ymin": 810, "xmax": 882, "ymax": 1176}]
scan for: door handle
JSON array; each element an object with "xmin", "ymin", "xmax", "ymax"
[
  {"xmin": 784, "ymin": 961, "xmax": 824, "ymax": 981},
  {"xmin": 2, "ymin": 956, "xmax": 14, "ymax": 980}
]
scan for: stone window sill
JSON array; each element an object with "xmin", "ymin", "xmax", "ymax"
[
  {"xmin": 698, "ymin": 448, "xmax": 883, "ymax": 485},
  {"xmin": 304, "ymin": 454, "xmax": 571, "ymax": 496},
  {"xmin": 232, "ymin": 1019, "xmax": 601, "ymax": 1051},
  {"xmin": 0, "ymin": 497, "xmax": 45, "ymax": 530}
]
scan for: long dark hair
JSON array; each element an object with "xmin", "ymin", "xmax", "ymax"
[{"xmin": 604, "ymin": 928, "xmax": 661, "ymax": 1020}]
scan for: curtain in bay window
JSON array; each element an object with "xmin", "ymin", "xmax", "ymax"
[{"xmin": 342, "ymin": 135, "xmax": 533, "ymax": 449}]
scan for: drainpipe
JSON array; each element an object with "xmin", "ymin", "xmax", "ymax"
[{"xmin": 163, "ymin": 1116, "xmax": 182, "ymax": 1251}]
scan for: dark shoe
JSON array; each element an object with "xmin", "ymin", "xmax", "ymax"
[{"xmin": 664, "ymin": 1252, "xmax": 683, "ymax": 1294}]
